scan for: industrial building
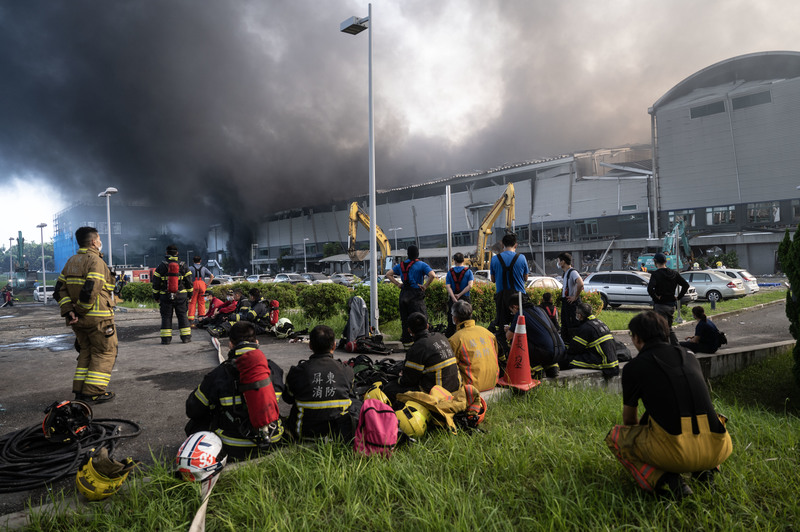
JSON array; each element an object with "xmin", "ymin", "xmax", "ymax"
[{"xmin": 246, "ymin": 51, "xmax": 800, "ymax": 276}]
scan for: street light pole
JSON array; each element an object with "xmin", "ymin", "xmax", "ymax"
[
  {"xmin": 123, "ymin": 244, "xmax": 128, "ymax": 267},
  {"xmin": 8, "ymin": 237, "xmax": 12, "ymax": 282},
  {"xmin": 97, "ymin": 187, "xmax": 118, "ymax": 270},
  {"xmin": 388, "ymin": 227, "xmax": 402, "ymax": 253},
  {"xmin": 303, "ymin": 238, "xmax": 310, "ymax": 273},
  {"xmin": 187, "ymin": 250, "xmax": 193, "ymax": 265},
  {"xmin": 37, "ymin": 223, "xmax": 47, "ymax": 304},
  {"xmin": 341, "ymin": 3, "xmax": 379, "ymax": 332},
  {"xmin": 539, "ymin": 213, "xmax": 551, "ymax": 275}
]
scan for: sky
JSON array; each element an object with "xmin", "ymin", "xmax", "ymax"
[{"xmin": 2, "ymin": 0, "xmax": 800, "ymax": 249}]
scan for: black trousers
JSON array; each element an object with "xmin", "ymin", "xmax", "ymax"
[
  {"xmin": 561, "ymin": 299, "xmax": 581, "ymax": 344},
  {"xmin": 399, "ymin": 287, "xmax": 426, "ymax": 344},
  {"xmin": 159, "ymin": 295, "xmax": 191, "ymax": 342},
  {"xmin": 445, "ymin": 293, "xmax": 471, "ymax": 338}
]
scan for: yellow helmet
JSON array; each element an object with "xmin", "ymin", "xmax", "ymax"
[
  {"xmin": 363, "ymin": 381, "xmax": 391, "ymax": 406},
  {"xmin": 396, "ymin": 401, "xmax": 430, "ymax": 438},
  {"xmin": 75, "ymin": 449, "xmax": 136, "ymax": 501}
]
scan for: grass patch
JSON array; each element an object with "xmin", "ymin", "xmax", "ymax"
[
  {"xmin": 28, "ymin": 365, "xmax": 800, "ymax": 531},
  {"xmin": 599, "ymin": 289, "xmax": 787, "ymax": 331}
]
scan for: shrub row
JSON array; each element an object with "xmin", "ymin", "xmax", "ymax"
[{"xmin": 120, "ymin": 280, "xmax": 603, "ymax": 325}]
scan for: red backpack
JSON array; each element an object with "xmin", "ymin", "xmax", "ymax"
[
  {"xmin": 354, "ymin": 399, "xmax": 399, "ymax": 457},
  {"xmin": 166, "ymin": 261, "xmax": 181, "ymax": 294},
  {"xmin": 232, "ymin": 349, "xmax": 281, "ymax": 430}
]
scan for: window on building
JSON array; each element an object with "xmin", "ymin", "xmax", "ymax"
[
  {"xmin": 621, "ymin": 204, "xmax": 638, "ymax": 212},
  {"xmin": 690, "ymin": 100, "xmax": 725, "ymax": 119},
  {"xmin": 668, "ymin": 210, "xmax": 696, "ymax": 227},
  {"xmin": 517, "ymin": 226, "xmax": 529, "ymax": 242},
  {"xmin": 732, "ymin": 91, "xmax": 772, "ymax": 110},
  {"xmin": 112, "ymin": 222, "xmax": 122, "ymax": 235},
  {"xmin": 259, "ymin": 249, "xmax": 270, "ymax": 258},
  {"xmin": 97, "ymin": 222, "xmax": 107, "ymax": 235},
  {"xmin": 793, "ymin": 200, "xmax": 800, "ymax": 221},
  {"xmin": 451, "ymin": 231, "xmax": 473, "ymax": 247},
  {"xmin": 575, "ymin": 220, "xmax": 598, "ymax": 237},
  {"xmin": 706, "ymin": 206, "xmax": 736, "ymax": 225},
  {"xmin": 747, "ymin": 201, "xmax": 780, "ymax": 223}
]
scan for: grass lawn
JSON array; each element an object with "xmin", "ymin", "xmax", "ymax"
[{"xmin": 27, "ymin": 350, "xmax": 800, "ymax": 531}]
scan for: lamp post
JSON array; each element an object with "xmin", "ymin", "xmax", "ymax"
[
  {"xmin": 187, "ymin": 250, "xmax": 194, "ymax": 265},
  {"xmin": 37, "ymin": 223, "xmax": 47, "ymax": 304},
  {"xmin": 97, "ymin": 187, "xmax": 118, "ymax": 270},
  {"xmin": 341, "ymin": 4, "xmax": 379, "ymax": 332},
  {"xmin": 388, "ymin": 227, "xmax": 402, "ymax": 253},
  {"xmin": 537, "ymin": 213, "xmax": 551, "ymax": 275},
  {"xmin": 144, "ymin": 254, "xmax": 148, "ymax": 267},
  {"xmin": 7, "ymin": 237, "xmax": 12, "ymax": 282},
  {"xmin": 123, "ymin": 244, "xmax": 128, "ymax": 267},
  {"xmin": 303, "ymin": 238, "xmax": 310, "ymax": 273}
]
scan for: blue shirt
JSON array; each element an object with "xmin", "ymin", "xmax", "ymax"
[
  {"xmin": 446, "ymin": 266, "xmax": 474, "ymax": 295},
  {"xmin": 490, "ymin": 251, "xmax": 528, "ymax": 292},
  {"xmin": 392, "ymin": 259, "xmax": 433, "ymax": 289}
]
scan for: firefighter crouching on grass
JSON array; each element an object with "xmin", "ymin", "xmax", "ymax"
[
  {"xmin": 53, "ymin": 226, "xmax": 117, "ymax": 403},
  {"xmin": 185, "ymin": 321, "xmax": 285, "ymax": 460},
  {"xmin": 152, "ymin": 244, "xmax": 193, "ymax": 344}
]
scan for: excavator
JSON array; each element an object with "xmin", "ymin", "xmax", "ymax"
[
  {"xmin": 347, "ymin": 202, "xmax": 393, "ymax": 272},
  {"xmin": 467, "ymin": 183, "xmax": 516, "ymax": 270},
  {"xmin": 637, "ymin": 219, "xmax": 692, "ymax": 271}
]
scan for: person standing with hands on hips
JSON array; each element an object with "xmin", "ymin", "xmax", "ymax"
[{"xmin": 386, "ymin": 245, "xmax": 436, "ymax": 348}]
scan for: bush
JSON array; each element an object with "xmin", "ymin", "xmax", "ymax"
[
  {"xmin": 469, "ymin": 283, "xmax": 497, "ymax": 324},
  {"xmin": 353, "ymin": 282, "xmax": 401, "ymax": 322},
  {"xmin": 120, "ymin": 282, "xmax": 154, "ymax": 303},
  {"xmin": 297, "ymin": 284, "xmax": 351, "ymax": 320},
  {"xmin": 424, "ymin": 280, "xmax": 449, "ymax": 322}
]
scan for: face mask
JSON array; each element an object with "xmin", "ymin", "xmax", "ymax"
[{"xmin": 97, "ymin": 240, "xmax": 103, "ymax": 252}]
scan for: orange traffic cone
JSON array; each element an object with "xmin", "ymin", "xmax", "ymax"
[{"xmin": 497, "ymin": 314, "xmax": 541, "ymax": 392}]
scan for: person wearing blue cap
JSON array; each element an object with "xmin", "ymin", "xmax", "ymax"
[{"xmin": 646, "ymin": 252, "xmax": 689, "ymax": 346}]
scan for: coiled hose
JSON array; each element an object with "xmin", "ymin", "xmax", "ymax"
[{"xmin": 0, "ymin": 418, "xmax": 141, "ymax": 493}]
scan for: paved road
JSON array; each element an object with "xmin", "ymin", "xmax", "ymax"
[{"xmin": 0, "ymin": 298, "xmax": 793, "ymax": 515}]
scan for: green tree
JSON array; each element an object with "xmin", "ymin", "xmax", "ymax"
[
  {"xmin": 777, "ymin": 224, "xmax": 800, "ymax": 387},
  {"xmin": 323, "ymin": 242, "xmax": 343, "ymax": 258}
]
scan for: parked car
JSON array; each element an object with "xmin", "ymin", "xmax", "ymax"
[
  {"xmin": 710, "ymin": 268, "xmax": 760, "ymax": 294},
  {"xmin": 526, "ymin": 276, "xmax": 563, "ymax": 291},
  {"xmin": 209, "ymin": 274, "xmax": 233, "ymax": 286},
  {"xmin": 33, "ymin": 285, "xmax": 55, "ymax": 302},
  {"xmin": 584, "ymin": 270, "xmax": 698, "ymax": 309},
  {"xmin": 246, "ymin": 275, "xmax": 260, "ymax": 283},
  {"xmin": 273, "ymin": 273, "xmax": 311, "ymax": 285},
  {"xmin": 473, "ymin": 270, "xmax": 492, "ymax": 283},
  {"xmin": 330, "ymin": 273, "xmax": 359, "ymax": 287},
  {"xmin": 433, "ymin": 270, "xmax": 448, "ymax": 281},
  {"xmin": 302, "ymin": 272, "xmax": 333, "ymax": 284},
  {"xmin": 681, "ymin": 271, "xmax": 746, "ymax": 302}
]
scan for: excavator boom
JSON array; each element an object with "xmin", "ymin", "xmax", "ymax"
[
  {"xmin": 348, "ymin": 202, "xmax": 392, "ymax": 270},
  {"xmin": 471, "ymin": 183, "xmax": 515, "ymax": 270}
]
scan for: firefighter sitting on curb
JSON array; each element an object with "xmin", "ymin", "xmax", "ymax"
[
  {"xmin": 505, "ymin": 291, "xmax": 564, "ymax": 379},
  {"xmin": 152, "ymin": 244, "xmax": 193, "ymax": 344},
  {"xmin": 448, "ymin": 300, "xmax": 499, "ymax": 392},
  {"xmin": 185, "ymin": 321, "xmax": 285, "ymax": 460},
  {"xmin": 382, "ymin": 312, "xmax": 462, "ymax": 409},
  {"xmin": 564, "ymin": 302, "xmax": 620, "ymax": 377},
  {"xmin": 194, "ymin": 290, "xmax": 237, "ymax": 329},
  {"xmin": 605, "ymin": 311, "xmax": 732, "ymax": 499},
  {"xmin": 283, "ymin": 325, "xmax": 362, "ymax": 442}
]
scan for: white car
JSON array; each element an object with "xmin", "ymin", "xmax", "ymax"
[
  {"xmin": 526, "ymin": 276, "xmax": 563, "ymax": 291},
  {"xmin": 33, "ymin": 285, "xmax": 55, "ymax": 302},
  {"xmin": 302, "ymin": 272, "xmax": 333, "ymax": 284},
  {"xmin": 273, "ymin": 273, "xmax": 311, "ymax": 285},
  {"xmin": 710, "ymin": 268, "xmax": 759, "ymax": 294}
]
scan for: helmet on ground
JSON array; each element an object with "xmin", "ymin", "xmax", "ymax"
[
  {"xmin": 363, "ymin": 381, "xmax": 391, "ymax": 406},
  {"xmin": 274, "ymin": 318, "xmax": 294, "ymax": 339},
  {"xmin": 42, "ymin": 400, "xmax": 93, "ymax": 443},
  {"xmin": 396, "ymin": 401, "xmax": 430, "ymax": 438},
  {"xmin": 176, "ymin": 431, "xmax": 227, "ymax": 482},
  {"xmin": 75, "ymin": 448, "xmax": 136, "ymax": 501},
  {"xmin": 345, "ymin": 340, "xmax": 357, "ymax": 353}
]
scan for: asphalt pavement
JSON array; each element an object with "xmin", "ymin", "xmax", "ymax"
[{"xmin": 0, "ymin": 296, "xmax": 793, "ymax": 516}]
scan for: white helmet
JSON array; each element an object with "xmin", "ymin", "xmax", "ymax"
[
  {"xmin": 274, "ymin": 318, "xmax": 294, "ymax": 339},
  {"xmin": 175, "ymin": 431, "xmax": 227, "ymax": 482}
]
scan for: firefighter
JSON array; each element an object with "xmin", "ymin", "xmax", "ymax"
[
  {"xmin": 152, "ymin": 245, "xmax": 193, "ymax": 344},
  {"xmin": 53, "ymin": 226, "xmax": 117, "ymax": 403},
  {"xmin": 188, "ymin": 256, "xmax": 214, "ymax": 323}
]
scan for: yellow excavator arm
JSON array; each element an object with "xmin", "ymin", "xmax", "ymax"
[
  {"xmin": 348, "ymin": 202, "xmax": 392, "ymax": 267},
  {"xmin": 472, "ymin": 183, "xmax": 515, "ymax": 270}
]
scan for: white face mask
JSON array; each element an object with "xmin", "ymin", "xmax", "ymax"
[{"xmin": 97, "ymin": 239, "xmax": 103, "ymax": 252}]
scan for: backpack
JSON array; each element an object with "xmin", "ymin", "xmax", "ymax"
[
  {"xmin": 354, "ymin": 335, "xmax": 393, "ymax": 356},
  {"xmin": 718, "ymin": 331, "xmax": 728, "ymax": 345},
  {"xmin": 166, "ymin": 260, "xmax": 181, "ymax": 294},
  {"xmin": 339, "ymin": 296, "xmax": 369, "ymax": 349},
  {"xmin": 614, "ymin": 339, "xmax": 632, "ymax": 362},
  {"xmin": 526, "ymin": 306, "xmax": 566, "ymax": 365},
  {"xmin": 354, "ymin": 398, "xmax": 399, "ymax": 457}
]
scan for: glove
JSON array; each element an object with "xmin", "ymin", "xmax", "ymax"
[
  {"xmin": 91, "ymin": 447, "xmax": 139, "ymax": 478},
  {"xmin": 257, "ymin": 421, "xmax": 284, "ymax": 445}
]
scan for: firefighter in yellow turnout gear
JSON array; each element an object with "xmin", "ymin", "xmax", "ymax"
[
  {"xmin": 152, "ymin": 244, "xmax": 194, "ymax": 344},
  {"xmin": 54, "ymin": 226, "xmax": 118, "ymax": 403},
  {"xmin": 605, "ymin": 311, "xmax": 732, "ymax": 499}
]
